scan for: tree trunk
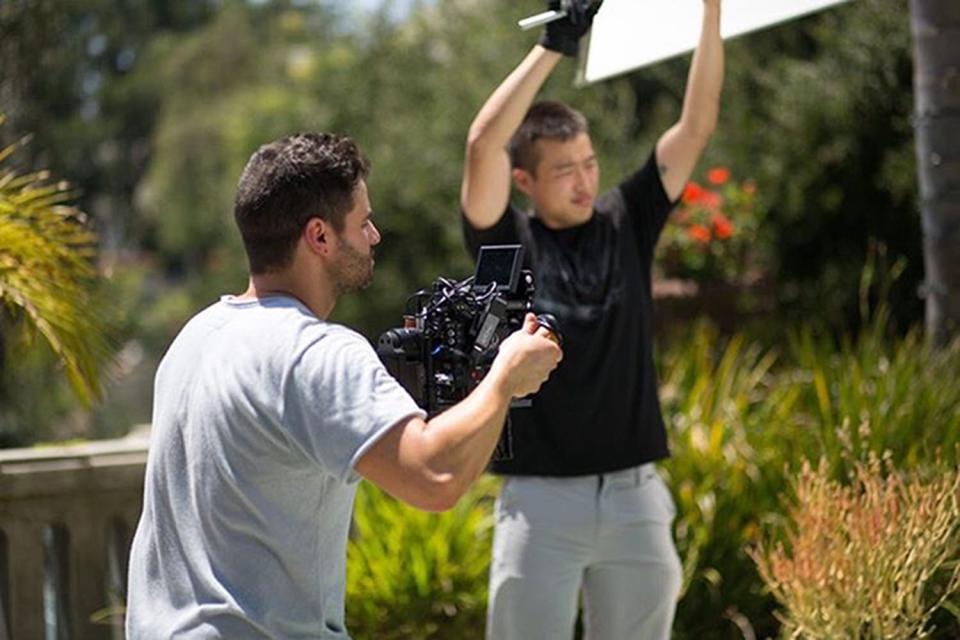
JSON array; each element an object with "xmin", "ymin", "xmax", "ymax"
[{"xmin": 910, "ymin": 0, "xmax": 960, "ymax": 348}]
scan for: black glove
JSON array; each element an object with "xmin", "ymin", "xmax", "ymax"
[{"xmin": 538, "ymin": 0, "xmax": 604, "ymax": 58}]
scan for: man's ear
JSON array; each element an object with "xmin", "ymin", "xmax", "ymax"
[
  {"xmin": 304, "ymin": 217, "xmax": 331, "ymax": 256},
  {"xmin": 512, "ymin": 167, "xmax": 535, "ymax": 197}
]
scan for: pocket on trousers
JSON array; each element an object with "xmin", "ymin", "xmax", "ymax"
[
  {"xmin": 321, "ymin": 620, "xmax": 351, "ymax": 639},
  {"xmin": 606, "ymin": 470, "xmax": 676, "ymax": 524},
  {"xmin": 652, "ymin": 473, "xmax": 678, "ymax": 521}
]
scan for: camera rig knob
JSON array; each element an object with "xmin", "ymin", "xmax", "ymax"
[{"xmin": 535, "ymin": 313, "xmax": 563, "ymax": 347}]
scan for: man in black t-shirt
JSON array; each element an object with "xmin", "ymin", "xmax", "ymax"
[{"xmin": 460, "ymin": 2, "xmax": 724, "ymax": 638}]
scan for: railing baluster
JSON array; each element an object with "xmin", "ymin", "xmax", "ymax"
[
  {"xmin": 0, "ymin": 430, "xmax": 149, "ymax": 640},
  {"xmin": 0, "ymin": 528, "xmax": 10, "ymax": 640},
  {"xmin": 7, "ymin": 520, "xmax": 46, "ymax": 640},
  {"xmin": 67, "ymin": 508, "xmax": 109, "ymax": 639}
]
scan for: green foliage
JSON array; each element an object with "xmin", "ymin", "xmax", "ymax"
[
  {"xmin": 707, "ymin": 0, "xmax": 920, "ymax": 330},
  {"xmin": 0, "ymin": 0, "xmax": 218, "ymax": 240},
  {"xmin": 785, "ymin": 322, "xmax": 960, "ymax": 473},
  {"xmin": 660, "ymin": 323, "xmax": 789, "ymax": 638},
  {"xmin": 345, "ymin": 476, "xmax": 498, "ymax": 639},
  {"xmin": 0, "ymin": 119, "xmax": 111, "ymax": 407},
  {"xmin": 662, "ymin": 315, "xmax": 960, "ymax": 639}
]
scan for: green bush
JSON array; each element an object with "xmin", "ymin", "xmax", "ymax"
[
  {"xmin": 345, "ymin": 476, "xmax": 499, "ymax": 640},
  {"xmin": 665, "ymin": 317, "xmax": 960, "ymax": 639},
  {"xmin": 658, "ymin": 323, "xmax": 786, "ymax": 638}
]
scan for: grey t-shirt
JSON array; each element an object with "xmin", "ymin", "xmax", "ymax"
[{"xmin": 126, "ymin": 295, "xmax": 425, "ymax": 639}]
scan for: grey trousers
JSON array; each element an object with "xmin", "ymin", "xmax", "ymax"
[{"xmin": 486, "ymin": 464, "xmax": 683, "ymax": 640}]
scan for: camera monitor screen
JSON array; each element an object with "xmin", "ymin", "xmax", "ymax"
[{"xmin": 474, "ymin": 245, "xmax": 525, "ymax": 292}]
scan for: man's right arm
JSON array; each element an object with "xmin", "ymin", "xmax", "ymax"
[
  {"xmin": 460, "ymin": 46, "xmax": 562, "ymax": 229},
  {"xmin": 355, "ymin": 315, "xmax": 562, "ymax": 512}
]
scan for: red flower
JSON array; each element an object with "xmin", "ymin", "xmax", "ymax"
[
  {"xmin": 699, "ymin": 189, "xmax": 724, "ymax": 210},
  {"xmin": 707, "ymin": 167, "xmax": 731, "ymax": 185},
  {"xmin": 711, "ymin": 213, "xmax": 734, "ymax": 239},
  {"xmin": 743, "ymin": 180, "xmax": 757, "ymax": 195},
  {"xmin": 688, "ymin": 224, "xmax": 711, "ymax": 244},
  {"xmin": 682, "ymin": 182, "xmax": 704, "ymax": 204}
]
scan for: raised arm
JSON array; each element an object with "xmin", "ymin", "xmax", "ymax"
[
  {"xmin": 355, "ymin": 315, "xmax": 562, "ymax": 512},
  {"xmin": 655, "ymin": 0, "xmax": 725, "ymax": 201},
  {"xmin": 461, "ymin": 2, "xmax": 603, "ymax": 228},
  {"xmin": 461, "ymin": 46, "xmax": 562, "ymax": 229}
]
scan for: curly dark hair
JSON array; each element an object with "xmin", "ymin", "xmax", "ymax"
[{"xmin": 234, "ymin": 132, "xmax": 370, "ymax": 274}]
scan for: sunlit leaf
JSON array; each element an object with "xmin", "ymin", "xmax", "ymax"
[{"xmin": 0, "ymin": 119, "xmax": 111, "ymax": 405}]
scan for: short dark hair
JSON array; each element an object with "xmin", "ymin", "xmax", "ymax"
[
  {"xmin": 508, "ymin": 101, "xmax": 589, "ymax": 174},
  {"xmin": 234, "ymin": 132, "xmax": 370, "ymax": 274}
]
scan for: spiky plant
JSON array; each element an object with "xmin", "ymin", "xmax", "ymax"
[
  {"xmin": 0, "ymin": 115, "xmax": 110, "ymax": 405},
  {"xmin": 752, "ymin": 453, "xmax": 960, "ymax": 639}
]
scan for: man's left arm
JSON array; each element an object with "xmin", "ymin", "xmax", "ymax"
[{"xmin": 655, "ymin": 0, "xmax": 724, "ymax": 201}]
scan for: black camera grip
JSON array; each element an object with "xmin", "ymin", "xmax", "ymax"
[{"xmin": 535, "ymin": 313, "xmax": 563, "ymax": 347}]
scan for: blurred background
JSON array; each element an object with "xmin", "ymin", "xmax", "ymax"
[
  {"xmin": 0, "ymin": 0, "xmax": 924, "ymax": 446},
  {"xmin": 2, "ymin": 0, "xmax": 958, "ymax": 637}
]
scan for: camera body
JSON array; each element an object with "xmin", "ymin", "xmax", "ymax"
[{"xmin": 376, "ymin": 245, "xmax": 535, "ymax": 460}]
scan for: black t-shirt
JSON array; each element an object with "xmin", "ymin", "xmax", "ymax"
[{"xmin": 463, "ymin": 152, "xmax": 676, "ymax": 476}]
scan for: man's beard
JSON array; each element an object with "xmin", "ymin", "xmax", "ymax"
[{"xmin": 330, "ymin": 237, "xmax": 374, "ymax": 295}]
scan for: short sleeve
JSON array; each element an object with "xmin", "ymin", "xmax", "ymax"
[
  {"xmin": 618, "ymin": 151, "xmax": 679, "ymax": 262},
  {"xmin": 462, "ymin": 205, "xmax": 525, "ymax": 260},
  {"xmin": 283, "ymin": 328, "xmax": 426, "ymax": 482}
]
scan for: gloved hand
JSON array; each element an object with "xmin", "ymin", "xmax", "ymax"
[{"xmin": 538, "ymin": 0, "xmax": 604, "ymax": 58}]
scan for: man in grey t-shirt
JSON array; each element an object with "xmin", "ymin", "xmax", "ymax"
[{"xmin": 125, "ymin": 132, "xmax": 562, "ymax": 639}]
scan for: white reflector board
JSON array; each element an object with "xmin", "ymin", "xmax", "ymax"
[{"xmin": 581, "ymin": 0, "xmax": 851, "ymax": 83}]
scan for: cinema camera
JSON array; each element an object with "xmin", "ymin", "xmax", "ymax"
[{"xmin": 376, "ymin": 245, "xmax": 561, "ymax": 460}]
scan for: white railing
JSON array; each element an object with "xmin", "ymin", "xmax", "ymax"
[{"xmin": 0, "ymin": 428, "xmax": 149, "ymax": 640}]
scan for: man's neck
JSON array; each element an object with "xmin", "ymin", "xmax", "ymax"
[
  {"xmin": 239, "ymin": 271, "xmax": 336, "ymax": 319},
  {"xmin": 533, "ymin": 210, "xmax": 593, "ymax": 231}
]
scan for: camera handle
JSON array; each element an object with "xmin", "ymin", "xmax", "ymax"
[
  {"xmin": 506, "ymin": 313, "xmax": 561, "ymax": 410},
  {"xmin": 495, "ymin": 315, "xmax": 562, "ymax": 462},
  {"xmin": 517, "ymin": 0, "xmax": 593, "ymax": 30},
  {"xmin": 535, "ymin": 313, "xmax": 564, "ymax": 346}
]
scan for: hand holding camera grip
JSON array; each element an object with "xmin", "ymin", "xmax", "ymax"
[{"xmin": 535, "ymin": 313, "xmax": 563, "ymax": 347}]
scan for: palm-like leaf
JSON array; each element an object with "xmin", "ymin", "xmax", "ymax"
[{"xmin": 0, "ymin": 116, "xmax": 111, "ymax": 405}]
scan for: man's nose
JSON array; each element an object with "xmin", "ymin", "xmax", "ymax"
[
  {"xmin": 574, "ymin": 167, "xmax": 589, "ymax": 191},
  {"xmin": 369, "ymin": 222, "xmax": 382, "ymax": 245}
]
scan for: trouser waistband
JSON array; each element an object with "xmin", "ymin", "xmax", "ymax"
[{"xmin": 597, "ymin": 462, "xmax": 658, "ymax": 490}]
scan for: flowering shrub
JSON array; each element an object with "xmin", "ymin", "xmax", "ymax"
[
  {"xmin": 751, "ymin": 453, "xmax": 960, "ymax": 639},
  {"xmin": 657, "ymin": 166, "xmax": 759, "ymax": 283}
]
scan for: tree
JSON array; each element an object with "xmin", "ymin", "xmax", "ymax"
[
  {"xmin": 0, "ymin": 116, "xmax": 111, "ymax": 411},
  {"xmin": 0, "ymin": 0, "xmax": 218, "ymax": 264},
  {"xmin": 686, "ymin": 0, "xmax": 921, "ymax": 333},
  {"xmin": 910, "ymin": 0, "xmax": 960, "ymax": 348}
]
